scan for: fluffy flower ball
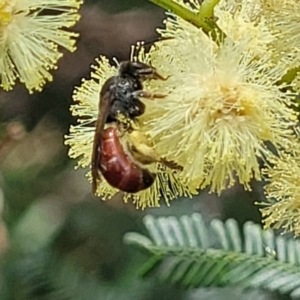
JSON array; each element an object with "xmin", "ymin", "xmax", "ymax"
[
  {"xmin": 139, "ymin": 14, "xmax": 298, "ymax": 194},
  {"xmin": 261, "ymin": 150, "xmax": 300, "ymax": 235},
  {"xmin": 0, "ymin": 0, "xmax": 82, "ymax": 92}
]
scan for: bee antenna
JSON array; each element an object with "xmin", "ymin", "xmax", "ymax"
[{"xmin": 112, "ymin": 57, "xmax": 119, "ymax": 67}]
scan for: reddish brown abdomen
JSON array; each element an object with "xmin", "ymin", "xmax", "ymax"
[{"xmin": 100, "ymin": 127, "xmax": 155, "ymax": 193}]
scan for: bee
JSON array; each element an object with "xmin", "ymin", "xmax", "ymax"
[{"xmin": 91, "ymin": 61, "xmax": 180, "ymax": 194}]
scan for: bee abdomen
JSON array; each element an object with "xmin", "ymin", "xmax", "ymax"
[
  {"xmin": 100, "ymin": 127, "xmax": 155, "ymax": 193},
  {"xmin": 118, "ymin": 166, "xmax": 155, "ymax": 193}
]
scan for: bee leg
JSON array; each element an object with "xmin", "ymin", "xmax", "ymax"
[
  {"xmin": 153, "ymin": 73, "xmax": 170, "ymax": 81},
  {"xmin": 137, "ymin": 68, "xmax": 169, "ymax": 81},
  {"xmin": 130, "ymin": 143, "xmax": 160, "ymax": 165},
  {"xmin": 130, "ymin": 142, "xmax": 183, "ymax": 171},
  {"xmin": 160, "ymin": 158, "xmax": 183, "ymax": 171},
  {"xmin": 128, "ymin": 62, "xmax": 169, "ymax": 81},
  {"xmin": 128, "ymin": 130, "xmax": 183, "ymax": 171},
  {"xmin": 128, "ymin": 99, "xmax": 145, "ymax": 118},
  {"xmin": 127, "ymin": 130, "xmax": 159, "ymax": 164},
  {"xmin": 131, "ymin": 90, "xmax": 166, "ymax": 99}
]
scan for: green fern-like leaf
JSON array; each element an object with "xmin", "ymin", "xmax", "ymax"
[{"xmin": 124, "ymin": 213, "xmax": 300, "ymax": 299}]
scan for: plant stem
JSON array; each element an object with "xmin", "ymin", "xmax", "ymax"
[
  {"xmin": 149, "ymin": 0, "xmax": 223, "ymax": 41},
  {"xmin": 199, "ymin": 0, "xmax": 221, "ymax": 19},
  {"xmin": 149, "ymin": 0, "xmax": 212, "ymax": 33}
]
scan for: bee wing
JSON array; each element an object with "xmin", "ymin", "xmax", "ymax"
[{"xmin": 91, "ymin": 78, "xmax": 116, "ymax": 194}]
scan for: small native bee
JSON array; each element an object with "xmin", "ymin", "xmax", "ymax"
[{"xmin": 91, "ymin": 61, "xmax": 179, "ymax": 194}]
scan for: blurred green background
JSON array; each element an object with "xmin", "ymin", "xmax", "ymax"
[{"xmin": 0, "ymin": 0, "xmax": 279, "ymax": 299}]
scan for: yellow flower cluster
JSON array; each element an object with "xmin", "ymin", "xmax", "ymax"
[
  {"xmin": 214, "ymin": 0, "xmax": 300, "ymax": 77},
  {"xmin": 140, "ymin": 15, "xmax": 297, "ymax": 195},
  {"xmin": 0, "ymin": 0, "xmax": 82, "ymax": 92},
  {"xmin": 261, "ymin": 149, "xmax": 300, "ymax": 235}
]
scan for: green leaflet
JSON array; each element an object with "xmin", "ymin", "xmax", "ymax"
[{"xmin": 124, "ymin": 213, "xmax": 300, "ymax": 299}]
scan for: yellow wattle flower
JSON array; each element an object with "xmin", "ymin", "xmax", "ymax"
[
  {"xmin": 0, "ymin": 0, "xmax": 82, "ymax": 93},
  {"xmin": 261, "ymin": 148, "xmax": 300, "ymax": 236},
  {"xmin": 214, "ymin": 0, "xmax": 275, "ymax": 57},
  {"xmin": 138, "ymin": 14, "xmax": 298, "ymax": 194},
  {"xmin": 220, "ymin": 0, "xmax": 300, "ymax": 73}
]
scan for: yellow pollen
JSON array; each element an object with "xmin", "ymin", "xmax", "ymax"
[{"xmin": 0, "ymin": 1, "xmax": 12, "ymax": 26}]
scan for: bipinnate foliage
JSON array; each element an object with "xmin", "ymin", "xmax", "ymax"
[{"xmin": 124, "ymin": 213, "xmax": 300, "ymax": 299}]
